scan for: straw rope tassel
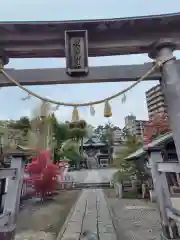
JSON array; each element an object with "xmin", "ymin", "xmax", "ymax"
[
  {"xmin": 21, "ymin": 94, "xmax": 31, "ymax": 101},
  {"xmin": 104, "ymin": 100, "xmax": 112, "ymax": 118},
  {"xmin": 72, "ymin": 106, "xmax": 79, "ymax": 122},
  {"xmin": 90, "ymin": 104, "xmax": 95, "ymax": 116},
  {"xmin": 121, "ymin": 93, "xmax": 127, "ymax": 104}
]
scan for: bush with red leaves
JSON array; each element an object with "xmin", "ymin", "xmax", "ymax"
[{"xmin": 24, "ymin": 150, "xmax": 58, "ymax": 202}]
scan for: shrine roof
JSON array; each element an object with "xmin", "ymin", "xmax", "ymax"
[
  {"xmin": 83, "ymin": 137, "xmax": 106, "ymax": 147},
  {"xmin": 3, "ymin": 145, "xmax": 39, "ymax": 158},
  {"xmin": 125, "ymin": 132, "xmax": 173, "ymax": 161},
  {"xmin": 0, "ymin": 12, "xmax": 180, "ymax": 58},
  {"xmin": 83, "ymin": 143, "xmax": 106, "ymax": 147}
]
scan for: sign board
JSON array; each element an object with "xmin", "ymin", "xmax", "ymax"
[{"xmin": 65, "ymin": 30, "xmax": 89, "ymax": 76}]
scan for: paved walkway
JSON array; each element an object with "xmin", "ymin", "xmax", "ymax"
[
  {"xmin": 61, "ymin": 189, "xmax": 117, "ymax": 240},
  {"xmin": 68, "ymin": 169, "xmax": 117, "ymax": 184},
  {"xmin": 83, "ymin": 169, "xmax": 101, "ymax": 183},
  {"xmin": 105, "ymin": 190, "xmax": 161, "ymax": 240}
]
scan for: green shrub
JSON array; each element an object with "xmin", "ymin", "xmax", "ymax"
[{"xmin": 113, "ymin": 170, "xmax": 131, "ymax": 183}]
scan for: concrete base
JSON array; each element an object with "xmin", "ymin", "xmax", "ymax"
[
  {"xmin": 149, "ymin": 190, "xmax": 156, "ymax": 202},
  {"xmin": 115, "ymin": 183, "xmax": 123, "ymax": 198},
  {"xmin": 0, "ymin": 225, "xmax": 16, "ymax": 240}
]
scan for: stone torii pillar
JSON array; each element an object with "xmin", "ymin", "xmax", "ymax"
[
  {"xmin": 147, "ymin": 147, "xmax": 171, "ymax": 238},
  {"xmin": 149, "ymin": 39, "xmax": 180, "ymax": 162},
  {"xmin": 0, "ymin": 155, "xmax": 24, "ymax": 240}
]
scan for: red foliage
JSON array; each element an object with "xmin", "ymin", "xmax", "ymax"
[
  {"xmin": 24, "ymin": 150, "xmax": 58, "ymax": 201},
  {"xmin": 25, "ymin": 162, "xmax": 43, "ymax": 175},
  {"xmin": 144, "ymin": 112, "xmax": 170, "ymax": 143}
]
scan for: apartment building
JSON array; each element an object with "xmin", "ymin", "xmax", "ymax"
[
  {"xmin": 132, "ymin": 120, "xmax": 147, "ymax": 138},
  {"xmin": 112, "ymin": 127, "xmax": 122, "ymax": 143},
  {"xmin": 0, "ymin": 126, "xmax": 23, "ymax": 149},
  {"xmin": 125, "ymin": 114, "xmax": 136, "ymax": 129},
  {"xmin": 145, "ymin": 84, "xmax": 167, "ymax": 119},
  {"xmin": 124, "ymin": 115, "xmax": 147, "ymax": 138}
]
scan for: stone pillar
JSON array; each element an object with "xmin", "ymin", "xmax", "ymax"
[
  {"xmin": 3, "ymin": 157, "xmax": 24, "ymax": 223},
  {"xmin": 0, "ymin": 227, "xmax": 16, "ymax": 240},
  {"xmin": 147, "ymin": 146, "xmax": 180, "ymax": 238},
  {"xmin": 147, "ymin": 148, "xmax": 171, "ymax": 238},
  {"xmin": 0, "ymin": 156, "xmax": 24, "ymax": 240},
  {"xmin": 176, "ymin": 173, "xmax": 180, "ymax": 186},
  {"xmin": 149, "ymin": 39, "xmax": 180, "ymax": 162}
]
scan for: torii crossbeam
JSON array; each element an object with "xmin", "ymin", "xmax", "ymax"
[
  {"xmin": 0, "ymin": 12, "xmax": 180, "ymax": 58},
  {"xmin": 0, "ymin": 12, "xmax": 180, "ymax": 86},
  {"xmin": 0, "ymin": 63, "xmax": 163, "ymax": 86}
]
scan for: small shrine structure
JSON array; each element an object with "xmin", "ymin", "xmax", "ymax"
[{"xmin": 83, "ymin": 137, "xmax": 109, "ymax": 168}]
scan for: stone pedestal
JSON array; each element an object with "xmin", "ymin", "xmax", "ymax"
[
  {"xmin": 0, "ymin": 225, "xmax": 16, "ymax": 240},
  {"xmin": 115, "ymin": 182, "xmax": 123, "ymax": 198},
  {"xmin": 149, "ymin": 190, "xmax": 156, "ymax": 202}
]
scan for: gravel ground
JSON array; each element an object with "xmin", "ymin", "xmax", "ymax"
[
  {"xmin": 104, "ymin": 189, "xmax": 162, "ymax": 240},
  {"xmin": 15, "ymin": 190, "xmax": 81, "ymax": 240}
]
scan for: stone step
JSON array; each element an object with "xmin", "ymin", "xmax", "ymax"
[{"xmin": 74, "ymin": 182, "xmax": 110, "ymax": 189}]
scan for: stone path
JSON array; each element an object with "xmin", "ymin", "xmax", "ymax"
[
  {"xmin": 61, "ymin": 189, "xmax": 117, "ymax": 240},
  {"xmin": 83, "ymin": 169, "xmax": 101, "ymax": 183},
  {"xmin": 68, "ymin": 169, "xmax": 117, "ymax": 184}
]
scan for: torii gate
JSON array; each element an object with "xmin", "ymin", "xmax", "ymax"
[{"xmin": 1, "ymin": 12, "xmax": 180, "ymax": 239}]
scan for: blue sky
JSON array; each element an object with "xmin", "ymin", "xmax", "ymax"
[{"xmin": 0, "ymin": 0, "xmax": 180, "ymax": 127}]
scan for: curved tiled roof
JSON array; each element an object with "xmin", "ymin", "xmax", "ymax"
[{"xmin": 125, "ymin": 132, "xmax": 172, "ymax": 161}]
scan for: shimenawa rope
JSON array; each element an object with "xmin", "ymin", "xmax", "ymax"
[{"xmin": 0, "ymin": 57, "xmax": 173, "ymax": 107}]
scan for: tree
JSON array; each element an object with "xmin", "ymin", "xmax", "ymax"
[
  {"xmin": 25, "ymin": 150, "xmax": 58, "ymax": 202},
  {"xmin": 49, "ymin": 116, "xmax": 88, "ymax": 166},
  {"xmin": 58, "ymin": 120, "xmax": 88, "ymax": 169},
  {"xmin": 68, "ymin": 120, "xmax": 87, "ymax": 157},
  {"xmin": 115, "ymin": 134, "xmax": 144, "ymax": 179},
  {"xmin": 125, "ymin": 134, "xmax": 143, "ymax": 151},
  {"xmin": 100, "ymin": 123, "xmax": 114, "ymax": 163},
  {"xmin": 95, "ymin": 122, "xmax": 118, "ymax": 163},
  {"xmin": 144, "ymin": 112, "xmax": 170, "ymax": 143},
  {"xmin": 95, "ymin": 123, "xmax": 116, "ymax": 142},
  {"xmin": 94, "ymin": 125, "xmax": 104, "ymax": 138},
  {"xmin": 51, "ymin": 115, "xmax": 69, "ymax": 145},
  {"xmin": 60, "ymin": 139, "xmax": 83, "ymax": 167},
  {"xmin": 50, "ymin": 115, "xmax": 69, "ymax": 162},
  {"xmin": 8, "ymin": 117, "xmax": 31, "ymax": 134},
  {"xmin": 59, "ymin": 149, "xmax": 83, "ymax": 166},
  {"xmin": 121, "ymin": 127, "xmax": 130, "ymax": 138}
]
